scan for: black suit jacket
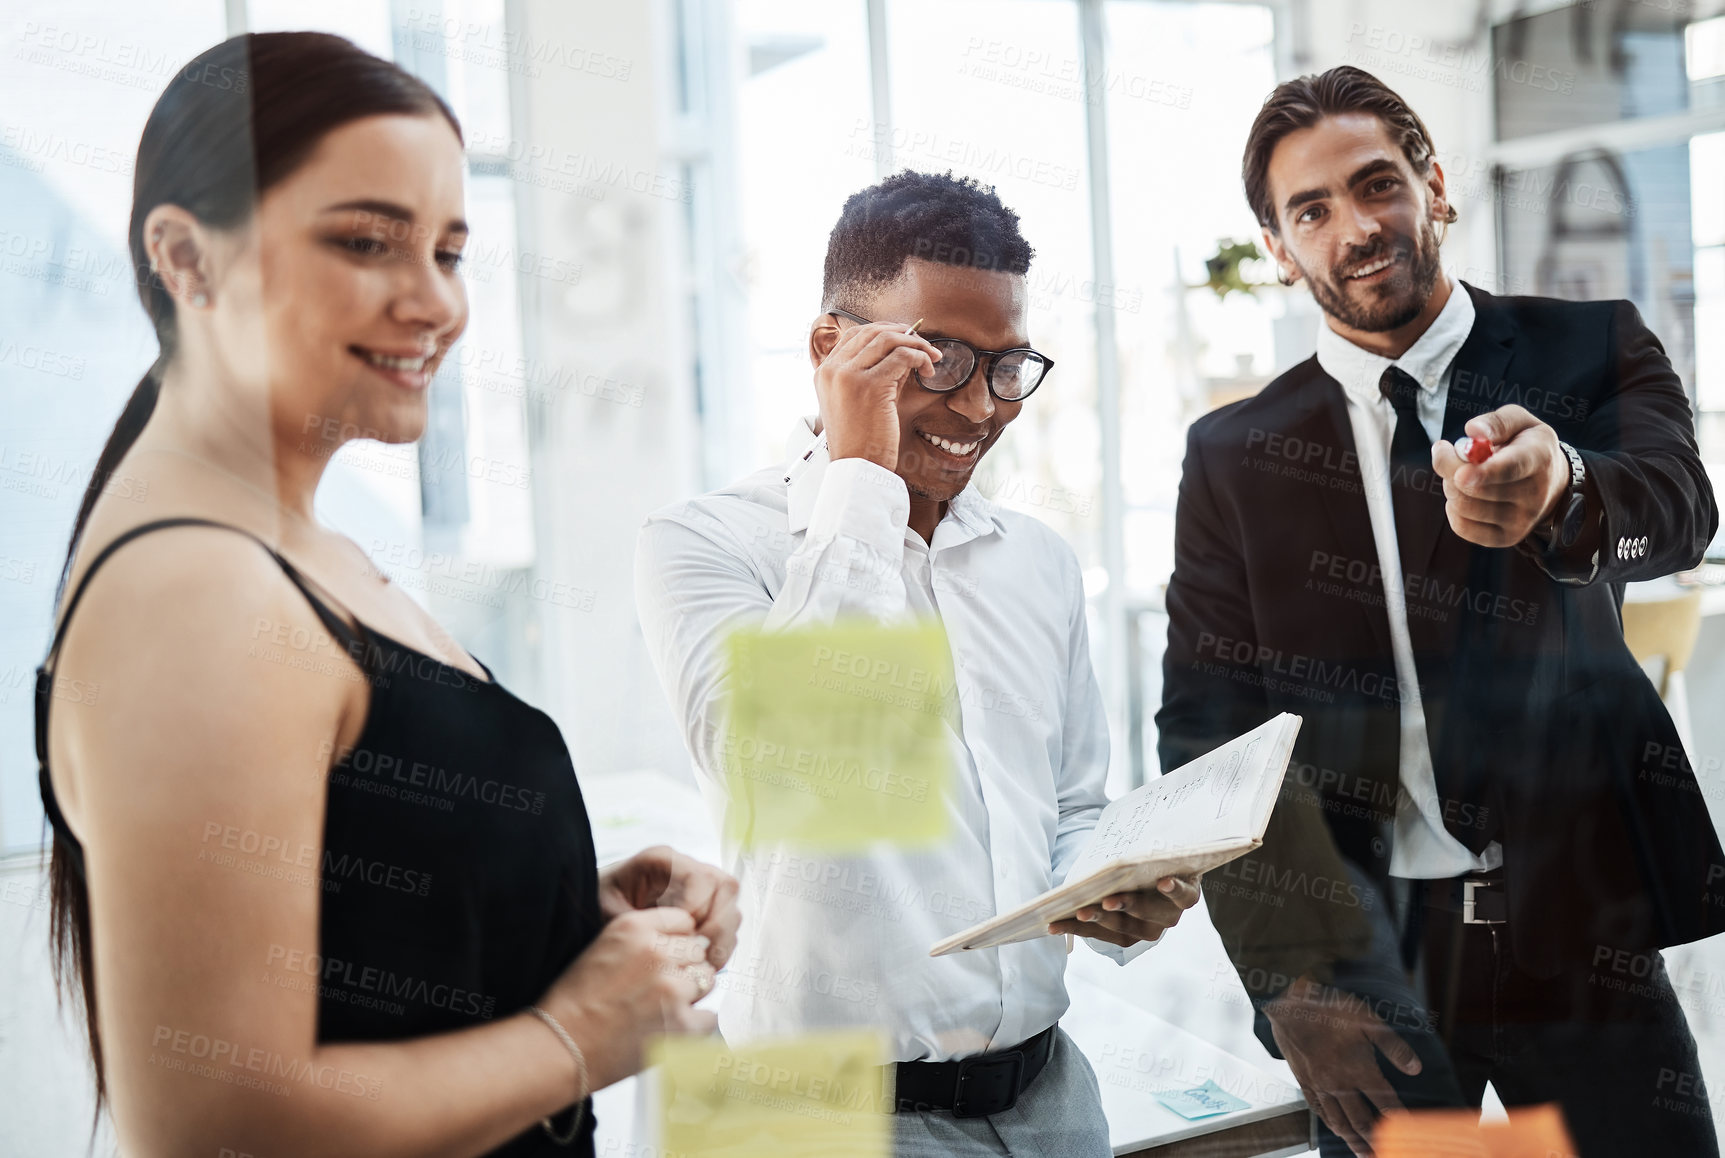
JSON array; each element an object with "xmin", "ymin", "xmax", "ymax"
[{"xmin": 1157, "ymin": 284, "xmax": 1723, "ymax": 1011}]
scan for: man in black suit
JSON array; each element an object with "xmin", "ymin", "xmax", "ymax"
[{"xmin": 1158, "ymin": 65, "xmax": 1723, "ymax": 1157}]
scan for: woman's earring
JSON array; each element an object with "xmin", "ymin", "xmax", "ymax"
[{"xmin": 191, "ymin": 290, "xmax": 209, "ymax": 308}]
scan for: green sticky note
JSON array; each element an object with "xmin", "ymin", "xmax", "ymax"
[
  {"xmin": 653, "ymin": 1029, "xmax": 891, "ymax": 1157},
  {"xmin": 720, "ymin": 621, "xmax": 955, "ymax": 852}
]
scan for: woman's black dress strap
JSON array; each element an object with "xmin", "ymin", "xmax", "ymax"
[{"xmin": 36, "ymin": 517, "xmax": 365, "ymax": 863}]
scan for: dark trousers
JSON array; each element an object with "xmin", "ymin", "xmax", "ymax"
[{"xmin": 1312, "ymin": 875, "xmax": 1720, "ymax": 1157}]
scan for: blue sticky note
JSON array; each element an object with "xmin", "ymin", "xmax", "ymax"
[{"xmin": 1153, "ymin": 1079, "xmax": 1251, "ymax": 1120}]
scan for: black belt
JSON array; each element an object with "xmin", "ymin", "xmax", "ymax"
[
  {"xmin": 893, "ymin": 1025, "xmax": 1056, "ymax": 1118},
  {"xmin": 1412, "ymin": 868, "xmax": 1508, "ymax": 925}
]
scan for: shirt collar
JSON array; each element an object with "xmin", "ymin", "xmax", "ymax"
[
  {"xmin": 782, "ymin": 416, "xmax": 1001, "ymax": 542},
  {"xmin": 1314, "ymin": 277, "xmax": 1476, "ymax": 409},
  {"xmin": 782, "ymin": 416, "xmax": 827, "ymax": 535}
]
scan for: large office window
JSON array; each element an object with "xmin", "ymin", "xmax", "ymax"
[
  {"xmin": 1698, "ymin": 127, "xmax": 1725, "ymax": 416},
  {"xmin": 1107, "ymin": 0, "xmax": 1279, "ymax": 591},
  {"xmin": 0, "ymin": 1, "xmax": 229, "ymax": 852},
  {"xmin": 887, "ymin": 0, "xmax": 1103, "ymax": 573},
  {"xmin": 729, "ymin": 0, "xmax": 878, "ymax": 476}
]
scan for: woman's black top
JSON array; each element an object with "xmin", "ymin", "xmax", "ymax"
[{"xmin": 36, "ymin": 518, "xmax": 602, "ymax": 1155}]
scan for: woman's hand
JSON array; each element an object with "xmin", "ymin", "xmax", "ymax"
[
  {"xmin": 538, "ymin": 905, "xmax": 717, "ymax": 1093},
  {"xmin": 598, "ymin": 844, "xmax": 741, "ymax": 969}
]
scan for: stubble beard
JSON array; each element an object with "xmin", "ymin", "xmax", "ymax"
[{"xmin": 1300, "ymin": 218, "xmax": 1443, "ymax": 334}]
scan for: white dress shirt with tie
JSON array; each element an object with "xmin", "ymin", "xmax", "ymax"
[
  {"xmin": 635, "ymin": 417, "xmax": 1146, "ymax": 1063},
  {"xmin": 1313, "ymin": 281, "xmax": 1505, "ymax": 880}
]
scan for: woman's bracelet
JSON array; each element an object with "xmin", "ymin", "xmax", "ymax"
[{"xmin": 528, "ymin": 1004, "xmax": 590, "ymax": 1145}]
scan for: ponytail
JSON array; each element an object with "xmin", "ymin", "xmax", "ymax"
[
  {"xmin": 46, "ymin": 361, "xmax": 161, "ymax": 1118},
  {"xmin": 55, "ymin": 365, "xmax": 163, "ymax": 601}
]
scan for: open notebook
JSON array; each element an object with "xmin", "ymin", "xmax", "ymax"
[{"xmin": 929, "ymin": 713, "xmax": 1302, "ymax": 956}]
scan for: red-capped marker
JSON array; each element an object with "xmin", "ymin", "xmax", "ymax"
[{"xmin": 1455, "ymin": 435, "xmax": 1494, "ymax": 464}]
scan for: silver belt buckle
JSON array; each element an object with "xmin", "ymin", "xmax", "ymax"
[{"xmin": 1462, "ymin": 878, "xmax": 1506, "ymax": 925}]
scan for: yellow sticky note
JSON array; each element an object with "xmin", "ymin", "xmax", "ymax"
[
  {"xmin": 652, "ymin": 1029, "xmax": 892, "ymax": 1157},
  {"xmin": 720, "ymin": 622, "xmax": 954, "ymax": 852}
]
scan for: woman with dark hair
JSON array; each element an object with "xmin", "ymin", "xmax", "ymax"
[{"xmin": 35, "ymin": 32, "xmax": 737, "ymax": 1157}]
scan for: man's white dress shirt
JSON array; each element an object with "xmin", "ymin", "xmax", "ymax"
[
  {"xmin": 1313, "ymin": 281, "xmax": 1504, "ymax": 879},
  {"xmin": 636, "ymin": 418, "xmax": 1145, "ymax": 1063}
]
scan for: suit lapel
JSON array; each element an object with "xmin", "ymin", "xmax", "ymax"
[
  {"xmin": 1413, "ymin": 289, "xmax": 1519, "ymax": 848},
  {"xmin": 1283, "ymin": 369, "xmax": 1397, "ymax": 661},
  {"xmin": 1417, "ymin": 284, "xmax": 1518, "ymax": 579}
]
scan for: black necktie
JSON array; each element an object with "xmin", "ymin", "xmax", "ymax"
[
  {"xmin": 1378, "ymin": 365, "xmax": 1441, "ymax": 589},
  {"xmin": 1378, "ymin": 365, "xmax": 1498, "ymax": 853}
]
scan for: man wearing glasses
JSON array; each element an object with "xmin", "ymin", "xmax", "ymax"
[{"xmin": 636, "ymin": 170, "xmax": 1198, "ymax": 1155}]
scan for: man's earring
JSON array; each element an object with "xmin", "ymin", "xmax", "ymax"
[{"xmin": 1277, "ymin": 266, "xmax": 1297, "ymax": 287}]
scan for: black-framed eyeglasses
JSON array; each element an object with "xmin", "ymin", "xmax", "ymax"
[{"xmin": 828, "ymin": 308, "xmax": 1053, "ymax": 402}]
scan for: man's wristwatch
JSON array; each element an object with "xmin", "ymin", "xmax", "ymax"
[{"xmin": 1532, "ymin": 440, "xmax": 1588, "ymax": 551}]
